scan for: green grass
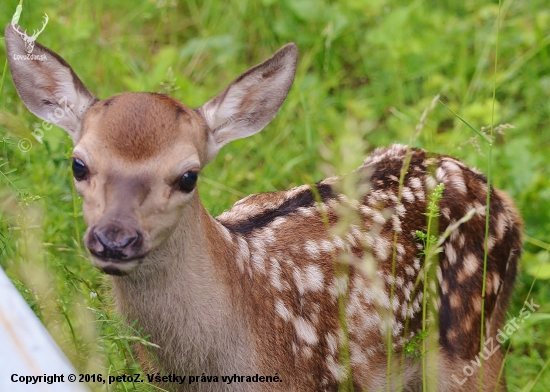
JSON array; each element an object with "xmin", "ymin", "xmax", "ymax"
[{"xmin": 1, "ymin": 0, "xmax": 550, "ymax": 390}]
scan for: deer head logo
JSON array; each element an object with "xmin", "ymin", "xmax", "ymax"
[{"xmin": 12, "ymin": 14, "xmax": 49, "ymax": 54}]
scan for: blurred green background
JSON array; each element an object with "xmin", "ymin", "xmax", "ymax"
[{"xmin": 0, "ymin": 0, "xmax": 549, "ymax": 390}]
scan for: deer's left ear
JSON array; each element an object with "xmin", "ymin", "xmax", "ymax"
[
  {"xmin": 5, "ymin": 23, "xmax": 97, "ymax": 142},
  {"xmin": 197, "ymin": 43, "xmax": 298, "ymax": 163}
]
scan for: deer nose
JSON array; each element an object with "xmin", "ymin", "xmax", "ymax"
[{"xmin": 93, "ymin": 224, "xmax": 139, "ymax": 259}]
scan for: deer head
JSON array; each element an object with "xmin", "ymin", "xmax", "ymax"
[{"xmin": 5, "ymin": 22, "xmax": 297, "ymax": 275}]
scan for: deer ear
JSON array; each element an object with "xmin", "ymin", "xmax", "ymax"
[
  {"xmin": 197, "ymin": 43, "xmax": 298, "ymax": 163},
  {"xmin": 5, "ymin": 23, "xmax": 97, "ymax": 142}
]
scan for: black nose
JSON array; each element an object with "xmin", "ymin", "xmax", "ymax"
[{"xmin": 93, "ymin": 225, "xmax": 139, "ymax": 259}]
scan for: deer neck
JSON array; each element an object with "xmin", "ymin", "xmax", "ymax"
[{"xmin": 109, "ymin": 194, "xmax": 254, "ymax": 376}]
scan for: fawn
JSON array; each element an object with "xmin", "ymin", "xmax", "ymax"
[{"xmin": 6, "ymin": 22, "xmax": 521, "ymax": 391}]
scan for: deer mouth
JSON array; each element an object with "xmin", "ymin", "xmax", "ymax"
[
  {"xmin": 89, "ymin": 254, "xmax": 144, "ymax": 275},
  {"xmin": 83, "ymin": 224, "xmax": 150, "ymax": 274}
]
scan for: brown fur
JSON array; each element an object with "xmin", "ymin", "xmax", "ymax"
[
  {"xmin": 83, "ymin": 93, "xmax": 206, "ymax": 163},
  {"xmin": 5, "ymin": 24, "xmax": 522, "ymax": 391},
  {"xmin": 214, "ymin": 146, "xmax": 521, "ymax": 391}
]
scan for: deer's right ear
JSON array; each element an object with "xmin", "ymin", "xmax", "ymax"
[
  {"xmin": 5, "ymin": 23, "xmax": 97, "ymax": 142},
  {"xmin": 198, "ymin": 43, "xmax": 298, "ymax": 163}
]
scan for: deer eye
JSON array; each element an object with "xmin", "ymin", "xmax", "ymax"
[
  {"xmin": 178, "ymin": 170, "xmax": 199, "ymax": 193},
  {"xmin": 72, "ymin": 158, "xmax": 88, "ymax": 181}
]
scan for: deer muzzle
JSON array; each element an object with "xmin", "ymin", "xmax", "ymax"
[{"xmin": 84, "ymin": 218, "xmax": 147, "ymax": 275}]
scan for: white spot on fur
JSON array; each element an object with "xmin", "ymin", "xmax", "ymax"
[
  {"xmin": 235, "ymin": 236, "xmax": 250, "ymax": 273},
  {"xmin": 350, "ymin": 225, "xmax": 363, "ymax": 242},
  {"xmin": 425, "ymin": 175, "xmax": 438, "ymax": 191},
  {"xmin": 445, "ymin": 242, "xmax": 457, "ymax": 265},
  {"xmin": 293, "ymin": 267, "xmax": 305, "ymax": 296},
  {"xmin": 392, "ymin": 320, "xmax": 403, "ymax": 337},
  {"xmin": 296, "ymin": 206, "xmax": 314, "ymax": 217},
  {"xmin": 326, "ymin": 332, "xmax": 337, "ymax": 355},
  {"xmin": 392, "ymin": 215, "xmax": 402, "ymax": 233},
  {"xmin": 409, "ymin": 177, "xmax": 425, "ymax": 201},
  {"xmin": 495, "ymin": 215, "xmax": 507, "ymax": 240},
  {"xmin": 359, "ymin": 308, "xmax": 381, "ymax": 332},
  {"xmin": 346, "ymin": 291, "xmax": 361, "ymax": 317},
  {"xmin": 461, "ymin": 253, "xmax": 479, "ymax": 280},
  {"xmin": 359, "ymin": 205, "xmax": 372, "ymax": 216},
  {"xmin": 486, "ymin": 235, "xmax": 496, "ymax": 252},
  {"xmin": 396, "ymin": 243, "xmax": 405, "ymax": 256},
  {"xmin": 271, "ymin": 216, "xmax": 287, "ymax": 229},
  {"xmin": 376, "ymin": 289, "xmax": 391, "ymax": 310},
  {"xmin": 401, "ymin": 302, "xmax": 409, "ymax": 319},
  {"xmin": 304, "ymin": 264, "xmax": 324, "ymax": 292},
  {"xmin": 409, "ymin": 177, "xmax": 422, "ymax": 190},
  {"xmin": 332, "ymin": 236, "xmax": 346, "ymax": 250},
  {"xmin": 405, "ymin": 265, "xmax": 415, "ymax": 276},
  {"xmin": 403, "ymin": 281, "xmax": 413, "ymax": 301},
  {"xmin": 304, "ymin": 240, "xmax": 320, "ymax": 259},
  {"xmin": 412, "ymin": 292, "xmax": 423, "ymax": 312},
  {"xmin": 350, "ymin": 344, "xmax": 368, "ymax": 367},
  {"xmin": 250, "ymin": 237, "xmax": 267, "ymax": 275},
  {"xmin": 370, "ymin": 190, "xmax": 389, "ymax": 203},
  {"xmin": 449, "ymin": 293, "xmax": 461, "ymax": 308},
  {"xmin": 441, "ymin": 279, "xmax": 449, "ymax": 295},
  {"xmin": 329, "ymin": 275, "xmax": 349, "ymax": 298},
  {"xmin": 275, "ymin": 299, "xmax": 292, "ymax": 321},
  {"xmin": 371, "ymin": 209, "xmax": 387, "ymax": 225},
  {"xmin": 439, "ymin": 159, "xmax": 467, "ymax": 195},
  {"xmin": 395, "ymin": 203, "xmax": 406, "ymax": 217},
  {"xmin": 373, "ymin": 236, "xmax": 391, "ymax": 261},
  {"xmin": 359, "ymin": 284, "xmax": 376, "ymax": 306},
  {"xmin": 326, "ymin": 355, "xmax": 347, "ymax": 381},
  {"xmin": 261, "ymin": 227, "xmax": 275, "ymax": 245},
  {"xmin": 395, "ymin": 275, "xmax": 404, "ymax": 288},
  {"xmin": 293, "ymin": 317, "xmax": 318, "ymax": 345},
  {"xmin": 269, "ymin": 257, "xmax": 283, "ymax": 291},
  {"xmin": 392, "ymin": 295, "xmax": 400, "ymax": 313},
  {"xmin": 401, "ymin": 187, "xmax": 414, "ymax": 203},
  {"xmin": 319, "ymin": 239, "xmax": 335, "ymax": 253}
]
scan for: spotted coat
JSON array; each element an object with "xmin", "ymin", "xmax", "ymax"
[{"xmin": 216, "ymin": 144, "xmax": 521, "ymax": 391}]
